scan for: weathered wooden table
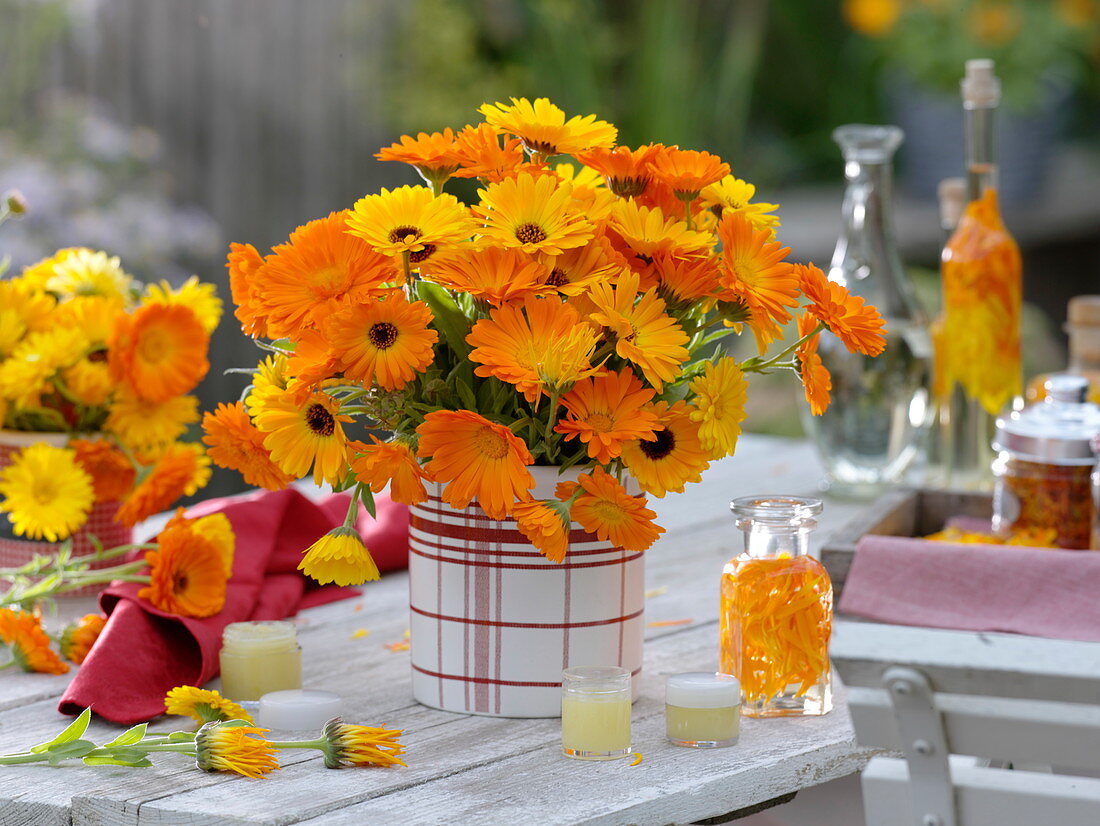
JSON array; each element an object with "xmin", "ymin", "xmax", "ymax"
[{"xmin": 0, "ymin": 435, "xmax": 877, "ymax": 826}]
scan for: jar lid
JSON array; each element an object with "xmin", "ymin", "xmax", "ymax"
[
  {"xmin": 257, "ymin": 689, "xmax": 342, "ymax": 731},
  {"xmin": 993, "ymin": 375, "xmax": 1100, "ymax": 465},
  {"xmin": 666, "ymin": 672, "xmax": 740, "ymax": 709}
]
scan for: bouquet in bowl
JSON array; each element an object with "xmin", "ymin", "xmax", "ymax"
[{"xmin": 208, "ymin": 97, "xmax": 887, "ymax": 586}]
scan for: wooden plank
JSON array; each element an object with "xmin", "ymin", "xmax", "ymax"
[
  {"xmin": 861, "ymin": 755, "xmax": 1100, "ymax": 826},
  {"xmin": 833, "ymin": 621, "xmax": 1100, "ymax": 704},
  {"xmin": 847, "ymin": 686, "xmax": 1100, "ymax": 771}
]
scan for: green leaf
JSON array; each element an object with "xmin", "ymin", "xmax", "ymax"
[
  {"xmin": 104, "ymin": 723, "xmax": 147, "ymax": 748},
  {"xmin": 45, "ymin": 739, "xmax": 97, "ymax": 764},
  {"xmin": 358, "ymin": 485, "xmax": 377, "ymax": 520},
  {"xmin": 168, "ymin": 731, "xmax": 196, "ymax": 742},
  {"xmin": 454, "ymin": 378, "xmax": 477, "ymax": 412},
  {"xmin": 31, "ymin": 708, "xmax": 91, "ymax": 753},
  {"xmin": 418, "ymin": 281, "xmax": 473, "ymax": 361}
]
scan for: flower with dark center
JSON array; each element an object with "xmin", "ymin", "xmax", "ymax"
[
  {"xmin": 514, "ymin": 223, "xmax": 548, "ymax": 245},
  {"xmin": 368, "ymin": 322, "xmax": 399, "ymax": 350},
  {"xmin": 306, "ymin": 403, "xmax": 336, "ymax": 437},
  {"xmin": 639, "ymin": 428, "xmax": 675, "ymax": 461}
]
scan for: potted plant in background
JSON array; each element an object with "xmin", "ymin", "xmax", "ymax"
[
  {"xmin": 212, "ymin": 97, "xmax": 887, "ymax": 717},
  {"xmin": 0, "ymin": 196, "xmax": 219, "ymax": 594},
  {"xmin": 843, "ymin": 0, "xmax": 1099, "ymax": 204}
]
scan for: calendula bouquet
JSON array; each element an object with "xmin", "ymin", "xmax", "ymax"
[
  {"xmin": 0, "ymin": 247, "xmax": 219, "ymax": 541},
  {"xmin": 208, "ymin": 97, "xmax": 886, "ymax": 586}
]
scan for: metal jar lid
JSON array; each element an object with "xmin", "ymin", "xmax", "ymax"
[{"xmin": 993, "ymin": 375, "xmax": 1100, "ymax": 465}]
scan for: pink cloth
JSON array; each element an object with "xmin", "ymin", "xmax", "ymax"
[
  {"xmin": 59, "ymin": 488, "xmax": 409, "ymax": 724},
  {"xmin": 839, "ymin": 533, "xmax": 1100, "ymax": 642}
]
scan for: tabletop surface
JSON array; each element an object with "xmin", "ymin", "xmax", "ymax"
[{"xmin": 0, "ymin": 434, "xmax": 877, "ymax": 826}]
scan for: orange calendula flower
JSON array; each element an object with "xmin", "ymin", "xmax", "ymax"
[
  {"xmin": 417, "ymin": 410, "xmax": 535, "ymax": 519},
  {"xmin": 479, "ymin": 97, "xmax": 617, "ymax": 157},
  {"xmin": 138, "ymin": 520, "xmax": 228, "ymax": 617},
  {"xmin": 108, "ymin": 302, "xmax": 209, "ymax": 403},
  {"xmin": 350, "ymin": 436, "xmax": 429, "ymax": 505},
  {"xmin": 0, "ymin": 608, "xmax": 69, "ymax": 674},
  {"xmin": 58, "ymin": 614, "xmax": 106, "ymax": 665},
  {"xmin": 649, "ymin": 148, "xmax": 731, "ymax": 201},
  {"xmin": 569, "ymin": 467, "xmax": 664, "ymax": 552},
  {"xmin": 251, "ymin": 212, "xmax": 396, "ymax": 340},
  {"xmin": 252, "ymin": 387, "xmax": 350, "ymax": 486},
  {"xmin": 797, "ymin": 263, "xmax": 887, "ymax": 357},
  {"xmin": 325, "ymin": 291, "xmax": 438, "ymax": 390},
  {"xmin": 195, "ymin": 721, "xmax": 279, "ymax": 778},
  {"xmin": 513, "ymin": 499, "xmax": 572, "ymax": 563},
  {"xmin": 587, "ymin": 269, "xmax": 689, "ymax": 391},
  {"xmin": 798, "ymin": 322, "xmax": 832, "ymax": 418},
  {"xmin": 607, "ymin": 200, "xmax": 713, "ymax": 271},
  {"xmin": 423, "ymin": 247, "xmax": 551, "ymax": 306},
  {"xmin": 165, "ymin": 685, "xmax": 253, "ymax": 725},
  {"xmin": 467, "ymin": 296, "xmax": 601, "ymax": 402},
  {"xmin": 717, "ymin": 211, "xmax": 799, "ymax": 330},
  {"xmin": 620, "ymin": 400, "xmax": 711, "ymax": 498},
  {"xmin": 689, "ymin": 357, "xmax": 749, "ymax": 459},
  {"xmin": 537, "ymin": 234, "xmax": 625, "ymax": 297},
  {"xmin": 320, "ymin": 717, "xmax": 407, "ymax": 769},
  {"xmin": 450, "ymin": 123, "xmax": 526, "ymax": 182},
  {"xmin": 574, "ymin": 144, "xmax": 665, "ymax": 198},
  {"xmin": 164, "ymin": 507, "xmax": 236, "ymax": 576},
  {"xmin": 474, "ymin": 172, "xmax": 595, "ymax": 256},
  {"xmin": 227, "ymin": 242, "xmax": 271, "ymax": 338},
  {"xmin": 71, "ymin": 438, "xmax": 136, "ymax": 503},
  {"xmin": 202, "ymin": 402, "xmax": 295, "ymax": 491},
  {"xmin": 346, "ymin": 185, "xmax": 474, "ymax": 267},
  {"xmin": 376, "ymin": 128, "xmax": 461, "ymax": 189},
  {"xmin": 300, "ymin": 527, "xmax": 380, "ymax": 587},
  {"xmin": 652, "ymin": 250, "xmax": 722, "ymax": 304},
  {"xmin": 115, "ymin": 443, "xmax": 212, "ymax": 527},
  {"xmin": 843, "ymin": 0, "xmax": 901, "ymax": 36},
  {"xmin": 555, "ymin": 370, "xmax": 659, "ymax": 464}
]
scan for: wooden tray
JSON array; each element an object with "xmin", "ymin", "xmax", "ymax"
[{"xmin": 822, "ymin": 488, "xmax": 992, "ymax": 599}]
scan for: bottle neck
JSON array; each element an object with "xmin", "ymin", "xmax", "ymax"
[
  {"xmin": 740, "ymin": 523, "xmax": 814, "ymax": 558},
  {"xmin": 1068, "ymin": 327, "xmax": 1100, "ymax": 372},
  {"xmin": 965, "ymin": 103, "xmax": 998, "ymax": 201}
]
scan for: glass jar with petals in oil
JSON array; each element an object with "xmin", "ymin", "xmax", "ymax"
[{"xmin": 719, "ymin": 496, "xmax": 833, "ymax": 718}]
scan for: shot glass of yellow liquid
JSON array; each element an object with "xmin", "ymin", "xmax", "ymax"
[
  {"xmin": 666, "ymin": 672, "xmax": 740, "ymax": 748},
  {"xmin": 561, "ymin": 666, "xmax": 632, "ymax": 760}
]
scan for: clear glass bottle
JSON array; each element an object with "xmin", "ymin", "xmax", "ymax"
[
  {"xmin": 801, "ymin": 124, "xmax": 933, "ymax": 498},
  {"xmin": 719, "ymin": 496, "xmax": 833, "ymax": 718},
  {"xmin": 938, "ymin": 60, "xmax": 1023, "ymax": 490}
]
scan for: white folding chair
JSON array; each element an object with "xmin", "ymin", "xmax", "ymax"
[{"xmin": 832, "ymin": 620, "xmax": 1100, "ymax": 826}]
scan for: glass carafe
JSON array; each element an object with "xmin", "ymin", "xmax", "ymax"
[
  {"xmin": 801, "ymin": 125, "xmax": 933, "ymax": 498},
  {"xmin": 719, "ymin": 496, "xmax": 832, "ymax": 718}
]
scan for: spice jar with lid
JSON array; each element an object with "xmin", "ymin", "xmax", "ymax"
[{"xmin": 992, "ymin": 375, "xmax": 1100, "ymax": 550}]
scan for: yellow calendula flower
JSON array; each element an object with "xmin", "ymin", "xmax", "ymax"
[
  {"xmin": 700, "ymin": 176, "xmax": 780, "ymax": 235},
  {"xmin": 0, "ymin": 443, "xmax": 94, "ymax": 541},
  {"xmin": 0, "ymin": 280, "xmax": 56, "ymax": 355},
  {"xmin": 688, "ymin": 357, "xmax": 749, "ymax": 460},
  {"xmin": 0, "ymin": 326, "xmax": 90, "ymax": 407},
  {"xmin": 299, "ymin": 527, "xmax": 380, "ymax": 587},
  {"xmin": 479, "ymin": 97, "xmax": 617, "ymax": 157},
  {"xmin": 194, "ymin": 721, "xmax": 279, "ymax": 778},
  {"xmin": 105, "ymin": 389, "xmax": 200, "ymax": 452},
  {"xmin": 245, "ymin": 354, "xmax": 291, "ymax": 413},
  {"xmin": 319, "ymin": 717, "xmax": 407, "ymax": 769},
  {"xmin": 474, "ymin": 172, "xmax": 595, "ymax": 256},
  {"xmin": 165, "ymin": 686, "xmax": 253, "ymax": 725},
  {"xmin": 45, "ymin": 248, "xmax": 133, "ymax": 304},
  {"xmin": 144, "ymin": 276, "xmax": 224, "ymax": 335},
  {"xmin": 346, "ymin": 186, "xmax": 474, "ymax": 268}
]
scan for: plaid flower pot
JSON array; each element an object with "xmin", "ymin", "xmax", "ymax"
[
  {"xmin": 0, "ymin": 431, "xmax": 132, "ymax": 598},
  {"xmin": 408, "ymin": 467, "xmax": 645, "ymax": 718}
]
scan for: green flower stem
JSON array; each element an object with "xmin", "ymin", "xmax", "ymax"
[
  {"xmin": 401, "ymin": 251, "xmax": 413, "ymax": 284},
  {"xmin": 742, "ymin": 320, "xmax": 826, "ymax": 374},
  {"xmin": 542, "ymin": 389, "xmax": 562, "ymax": 464},
  {"xmin": 130, "ymin": 743, "xmax": 197, "ymax": 755},
  {"xmin": 268, "ymin": 739, "xmax": 325, "ymax": 751},
  {"xmin": 0, "ymin": 752, "xmax": 49, "ymax": 765}
]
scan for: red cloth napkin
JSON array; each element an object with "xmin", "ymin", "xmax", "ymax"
[
  {"xmin": 838, "ymin": 533, "xmax": 1100, "ymax": 642},
  {"xmin": 59, "ymin": 487, "xmax": 409, "ymax": 724}
]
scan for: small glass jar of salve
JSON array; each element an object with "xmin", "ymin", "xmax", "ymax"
[
  {"xmin": 219, "ymin": 621, "xmax": 302, "ymax": 702},
  {"xmin": 561, "ymin": 666, "xmax": 632, "ymax": 761},
  {"xmin": 666, "ymin": 672, "xmax": 740, "ymax": 748}
]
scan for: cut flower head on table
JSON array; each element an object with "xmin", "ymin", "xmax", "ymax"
[{"xmin": 213, "ymin": 97, "xmax": 888, "ymax": 581}]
